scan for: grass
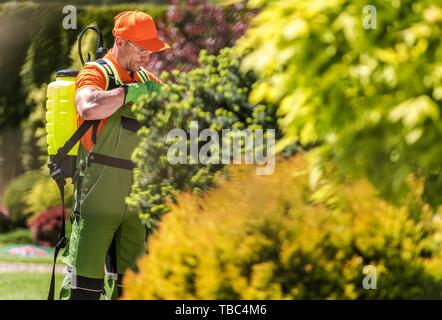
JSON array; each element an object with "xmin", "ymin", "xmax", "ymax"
[
  {"xmin": 0, "ymin": 272, "xmax": 64, "ymax": 300},
  {"xmin": 0, "ymin": 252, "xmax": 57, "ymax": 264},
  {"xmin": 0, "ymin": 271, "xmax": 117, "ymax": 300},
  {"xmin": 0, "ymin": 239, "xmax": 66, "ymax": 300},
  {"xmin": 0, "ymin": 234, "xmax": 115, "ymax": 300}
]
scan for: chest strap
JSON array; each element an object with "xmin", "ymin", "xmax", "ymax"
[
  {"xmin": 87, "ymin": 152, "xmax": 135, "ymax": 171},
  {"xmin": 121, "ymin": 116, "xmax": 142, "ymax": 132}
]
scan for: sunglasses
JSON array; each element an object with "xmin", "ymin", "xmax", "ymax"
[{"xmin": 125, "ymin": 40, "xmax": 152, "ymax": 55}]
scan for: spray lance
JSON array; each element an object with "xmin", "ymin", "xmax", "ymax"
[{"xmin": 78, "ymin": 26, "xmax": 108, "ymax": 66}]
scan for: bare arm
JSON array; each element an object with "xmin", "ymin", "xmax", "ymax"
[{"xmin": 75, "ymin": 87, "xmax": 126, "ymax": 120}]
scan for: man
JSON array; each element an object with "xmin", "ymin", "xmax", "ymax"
[{"xmin": 59, "ymin": 10, "xmax": 170, "ymax": 300}]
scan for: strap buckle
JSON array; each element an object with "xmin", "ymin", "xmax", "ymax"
[
  {"xmin": 48, "ymin": 162, "xmax": 66, "ymax": 187},
  {"xmin": 56, "ymin": 236, "xmax": 69, "ymax": 249},
  {"xmin": 50, "ymin": 167, "xmax": 63, "ymax": 179}
]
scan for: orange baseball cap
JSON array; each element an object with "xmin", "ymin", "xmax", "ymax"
[{"xmin": 112, "ymin": 10, "xmax": 171, "ymax": 52}]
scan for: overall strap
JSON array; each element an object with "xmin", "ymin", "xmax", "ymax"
[
  {"xmin": 87, "ymin": 59, "xmax": 153, "ymax": 88},
  {"xmin": 137, "ymin": 67, "xmax": 151, "ymax": 83},
  {"xmin": 85, "ymin": 58, "xmax": 123, "ymax": 90}
]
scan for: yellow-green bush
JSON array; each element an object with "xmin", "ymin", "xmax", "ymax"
[
  {"xmin": 25, "ymin": 176, "xmax": 73, "ymax": 217},
  {"xmin": 2, "ymin": 171, "xmax": 43, "ymax": 228},
  {"xmin": 123, "ymin": 155, "xmax": 442, "ymax": 299},
  {"xmin": 2, "ymin": 168, "xmax": 72, "ymax": 229},
  {"xmin": 238, "ymin": 0, "xmax": 442, "ymax": 207}
]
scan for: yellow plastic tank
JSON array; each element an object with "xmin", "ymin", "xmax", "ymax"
[{"xmin": 46, "ymin": 69, "xmax": 79, "ymax": 156}]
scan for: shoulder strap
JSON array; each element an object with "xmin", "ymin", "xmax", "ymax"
[
  {"xmin": 137, "ymin": 68, "xmax": 150, "ymax": 83},
  {"xmin": 86, "ymin": 58, "xmax": 123, "ymax": 90},
  {"xmin": 51, "ymin": 120, "xmax": 97, "ymax": 166},
  {"xmin": 87, "ymin": 59, "xmax": 154, "ymax": 87}
]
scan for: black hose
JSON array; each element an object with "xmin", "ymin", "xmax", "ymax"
[{"xmin": 77, "ymin": 25, "xmax": 107, "ymax": 66}]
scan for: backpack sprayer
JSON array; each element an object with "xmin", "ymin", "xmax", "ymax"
[
  {"xmin": 45, "ymin": 25, "xmax": 107, "ymax": 300},
  {"xmin": 46, "ymin": 26, "xmax": 107, "ymax": 178}
]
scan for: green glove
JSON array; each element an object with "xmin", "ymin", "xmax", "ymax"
[
  {"xmin": 122, "ymin": 82, "xmax": 150, "ymax": 105},
  {"xmin": 122, "ymin": 81, "xmax": 162, "ymax": 105}
]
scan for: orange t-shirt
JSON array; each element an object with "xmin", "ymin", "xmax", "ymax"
[{"xmin": 75, "ymin": 50, "xmax": 162, "ymax": 153}]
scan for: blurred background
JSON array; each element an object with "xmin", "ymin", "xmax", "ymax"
[{"xmin": 0, "ymin": 0, "xmax": 442, "ymax": 300}]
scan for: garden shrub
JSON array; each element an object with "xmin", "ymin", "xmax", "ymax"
[
  {"xmin": 239, "ymin": 0, "xmax": 442, "ymax": 207},
  {"xmin": 19, "ymin": 5, "xmax": 74, "ymax": 97},
  {"xmin": 0, "ymin": 228, "xmax": 33, "ymax": 245},
  {"xmin": 27, "ymin": 205, "xmax": 66, "ymax": 247},
  {"xmin": 1, "ymin": 168, "xmax": 71, "ymax": 230},
  {"xmin": 20, "ymin": 84, "xmax": 48, "ymax": 171},
  {"xmin": 0, "ymin": 1, "xmax": 38, "ymax": 128},
  {"xmin": 2, "ymin": 171, "xmax": 43, "ymax": 228},
  {"xmin": 25, "ymin": 175, "xmax": 73, "ymax": 218},
  {"xmin": 123, "ymin": 155, "xmax": 442, "ymax": 299},
  {"xmin": 127, "ymin": 47, "xmax": 280, "ymax": 233}
]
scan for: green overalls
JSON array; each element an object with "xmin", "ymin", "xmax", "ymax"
[{"xmin": 58, "ymin": 58, "xmax": 161, "ymax": 300}]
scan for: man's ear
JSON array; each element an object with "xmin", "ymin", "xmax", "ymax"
[{"xmin": 115, "ymin": 36, "xmax": 125, "ymax": 47}]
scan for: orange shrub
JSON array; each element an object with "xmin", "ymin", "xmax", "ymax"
[{"xmin": 123, "ymin": 155, "xmax": 442, "ymax": 299}]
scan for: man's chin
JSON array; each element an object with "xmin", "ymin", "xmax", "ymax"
[{"xmin": 125, "ymin": 65, "xmax": 141, "ymax": 73}]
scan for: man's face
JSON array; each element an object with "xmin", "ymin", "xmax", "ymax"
[{"xmin": 119, "ymin": 38, "xmax": 152, "ymax": 72}]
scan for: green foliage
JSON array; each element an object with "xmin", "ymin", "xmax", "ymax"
[
  {"xmin": 20, "ymin": 6, "xmax": 74, "ymax": 97},
  {"xmin": 25, "ymin": 176, "xmax": 73, "ymax": 217},
  {"xmin": 20, "ymin": 84, "xmax": 48, "ymax": 171},
  {"xmin": 0, "ymin": 228, "xmax": 33, "ymax": 245},
  {"xmin": 0, "ymin": 2, "xmax": 39, "ymax": 128},
  {"xmin": 239, "ymin": 0, "xmax": 442, "ymax": 207},
  {"xmin": 3, "ymin": 159, "xmax": 71, "ymax": 230},
  {"xmin": 127, "ymin": 47, "xmax": 280, "ymax": 232},
  {"xmin": 2, "ymin": 171, "xmax": 43, "ymax": 228},
  {"xmin": 123, "ymin": 156, "xmax": 442, "ymax": 300}
]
